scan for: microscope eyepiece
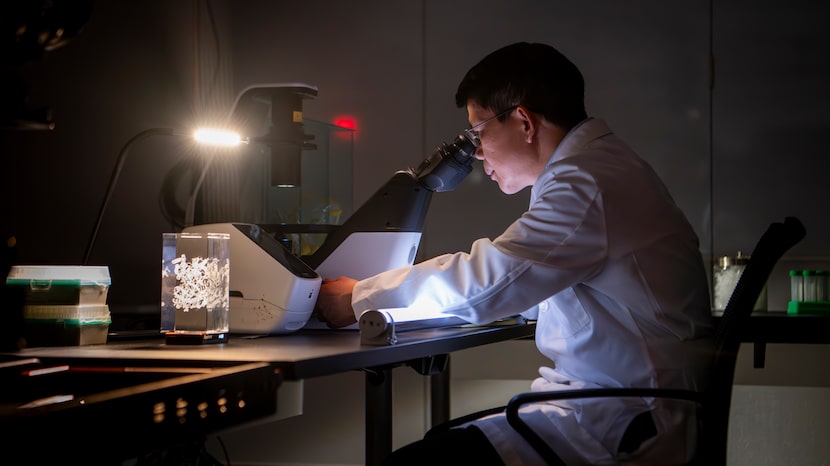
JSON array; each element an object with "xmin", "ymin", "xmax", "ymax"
[{"xmin": 414, "ymin": 132, "xmax": 477, "ymax": 192}]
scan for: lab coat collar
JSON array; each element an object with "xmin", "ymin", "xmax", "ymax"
[{"xmin": 547, "ymin": 117, "xmax": 613, "ymax": 166}]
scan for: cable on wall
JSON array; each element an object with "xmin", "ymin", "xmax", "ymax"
[{"xmin": 708, "ymin": 0, "xmax": 715, "ymax": 296}]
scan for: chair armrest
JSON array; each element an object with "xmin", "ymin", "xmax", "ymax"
[
  {"xmin": 426, "ymin": 404, "xmax": 508, "ymax": 436},
  {"xmin": 506, "ymin": 387, "xmax": 705, "ymax": 465}
]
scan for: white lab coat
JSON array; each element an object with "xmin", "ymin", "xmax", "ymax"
[{"xmin": 352, "ymin": 118, "xmax": 714, "ymax": 465}]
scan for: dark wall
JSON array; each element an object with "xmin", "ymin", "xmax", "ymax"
[
  {"xmin": 2, "ymin": 1, "xmax": 216, "ymax": 308},
  {"xmin": 2, "ymin": 0, "xmax": 828, "ymax": 313},
  {"xmin": 712, "ymin": 0, "xmax": 830, "ymax": 255}
]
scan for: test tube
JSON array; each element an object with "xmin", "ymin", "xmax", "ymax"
[
  {"xmin": 790, "ymin": 269, "xmax": 803, "ymax": 302},
  {"xmin": 803, "ymin": 270, "xmax": 817, "ymax": 302},
  {"xmin": 817, "ymin": 270, "xmax": 829, "ymax": 301}
]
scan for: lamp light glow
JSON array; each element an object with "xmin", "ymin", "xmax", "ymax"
[
  {"xmin": 84, "ymin": 126, "xmax": 250, "ymax": 264},
  {"xmin": 193, "ymin": 128, "xmax": 246, "ymax": 147}
]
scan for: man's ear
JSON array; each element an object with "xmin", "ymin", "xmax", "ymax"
[{"xmin": 515, "ymin": 105, "xmax": 536, "ymax": 143}]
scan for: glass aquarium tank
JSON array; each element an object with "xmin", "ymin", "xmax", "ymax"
[
  {"xmin": 263, "ymin": 118, "xmax": 355, "ymax": 256},
  {"xmin": 188, "ymin": 84, "xmax": 354, "ymax": 258}
]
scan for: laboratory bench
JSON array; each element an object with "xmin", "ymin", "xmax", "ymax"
[
  {"xmin": 722, "ymin": 311, "xmax": 830, "ymax": 368},
  {"xmin": 0, "ymin": 318, "xmax": 537, "ymax": 466},
  {"xmin": 2, "ymin": 309, "xmax": 828, "ymax": 465}
]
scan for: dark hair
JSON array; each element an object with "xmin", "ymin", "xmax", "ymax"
[{"xmin": 455, "ymin": 42, "xmax": 587, "ymax": 130}]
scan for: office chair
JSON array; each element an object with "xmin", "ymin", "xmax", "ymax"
[{"xmin": 435, "ymin": 216, "xmax": 806, "ymax": 465}]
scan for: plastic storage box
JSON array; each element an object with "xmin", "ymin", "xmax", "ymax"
[
  {"xmin": 22, "ymin": 304, "xmax": 111, "ymax": 346},
  {"xmin": 5, "ymin": 265, "xmax": 110, "ymax": 305},
  {"xmin": 5, "ymin": 266, "xmax": 111, "ymax": 346}
]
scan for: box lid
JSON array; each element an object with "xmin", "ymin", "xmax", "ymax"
[{"xmin": 6, "ymin": 266, "xmax": 111, "ymax": 286}]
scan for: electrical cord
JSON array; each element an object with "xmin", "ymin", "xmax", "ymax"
[{"xmin": 83, "ymin": 127, "xmax": 177, "ymax": 265}]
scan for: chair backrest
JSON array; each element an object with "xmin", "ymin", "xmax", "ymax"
[{"xmin": 700, "ymin": 216, "xmax": 806, "ymax": 464}]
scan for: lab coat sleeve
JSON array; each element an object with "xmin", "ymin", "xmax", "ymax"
[
  {"xmin": 520, "ymin": 304, "xmax": 539, "ymax": 321},
  {"xmin": 351, "ymin": 161, "xmax": 609, "ymax": 325}
]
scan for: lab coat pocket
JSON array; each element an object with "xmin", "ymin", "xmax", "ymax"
[{"xmin": 538, "ymin": 288, "xmax": 592, "ymax": 339}]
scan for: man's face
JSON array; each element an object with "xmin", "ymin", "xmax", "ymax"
[{"xmin": 466, "ymin": 100, "xmax": 535, "ymax": 195}]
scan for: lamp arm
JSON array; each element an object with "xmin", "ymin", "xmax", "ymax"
[{"xmin": 83, "ymin": 127, "xmax": 177, "ymax": 264}]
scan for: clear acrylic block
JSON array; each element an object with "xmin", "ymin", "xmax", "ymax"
[{"xmin": 161, "ymin": 232, "xmax": 230, "ymax": 336}]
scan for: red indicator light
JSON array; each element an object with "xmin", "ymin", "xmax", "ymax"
[{"xmin": 334, "ymin": 116, "xmax": 357, "ymax": 131}]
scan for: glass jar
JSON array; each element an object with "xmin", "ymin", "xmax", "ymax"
[{"xmin": 713, "ymin": 252, "xmax": 767, "ymax": 312}]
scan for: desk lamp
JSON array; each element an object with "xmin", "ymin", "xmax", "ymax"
[{"xmin": 83, "ymin": 127, "xmax": 246, "ymax": 265}]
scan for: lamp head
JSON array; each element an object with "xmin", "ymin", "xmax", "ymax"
[{"xmin": 193, "ymin": 128, "xmax": 247, "ymax": 147}]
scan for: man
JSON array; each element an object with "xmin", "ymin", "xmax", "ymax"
[{"xmin": 316, "ymin": 42, "xmax": 714, "ymax": 465}]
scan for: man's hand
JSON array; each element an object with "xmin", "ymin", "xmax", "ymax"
[{"xmin": 315, "ymin": 276, "xmax": 359, "ymax": 328}]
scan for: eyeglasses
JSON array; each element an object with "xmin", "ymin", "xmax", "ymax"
[{"xmin": 464, "ymin": 105, "xmax": 518, "ymax": 148}]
